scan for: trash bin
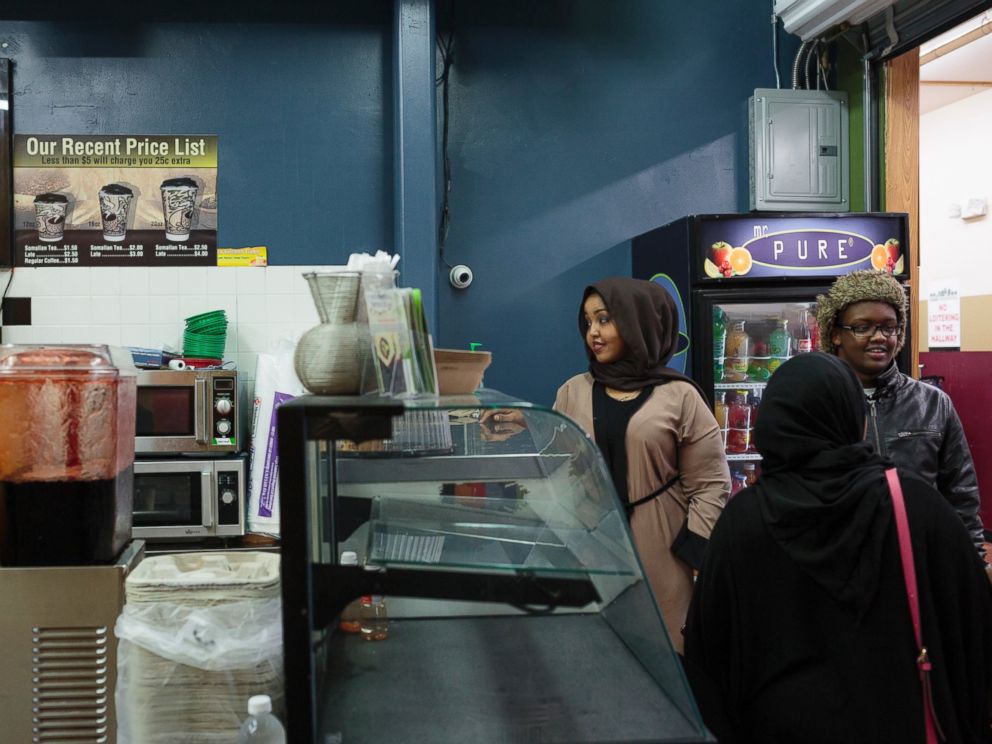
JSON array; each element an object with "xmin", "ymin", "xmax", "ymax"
[{"xmin": 114, "ymin": 551, "xmax": 283, "ymax": 744}]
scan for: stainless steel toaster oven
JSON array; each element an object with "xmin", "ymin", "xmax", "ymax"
[{"xmin": 132, "ymin": 457, "xmax": 246, "ymax": 540}]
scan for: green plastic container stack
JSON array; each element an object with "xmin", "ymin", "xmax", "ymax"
[{"xmin": 182, "ymin": 310, "xmax": 228, "ymax": 361}]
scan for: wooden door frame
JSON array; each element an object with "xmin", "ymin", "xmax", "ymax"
[{"xmin": 883, "ymin": 48, "xmax": 921, "ymax": 376}]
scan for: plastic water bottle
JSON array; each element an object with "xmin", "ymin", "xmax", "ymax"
[{"xmin": 236, "ymin": 694, "xmax": 286, "ymax": 744}]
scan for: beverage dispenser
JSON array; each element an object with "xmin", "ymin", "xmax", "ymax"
[{"xmin": 0, "ymin": 345, "xmax": 137, "ymax": 565}]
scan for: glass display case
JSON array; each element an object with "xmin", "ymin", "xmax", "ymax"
[{"xmin": 277, "ymin": 390, "xmax": 712, "ymax": 743}]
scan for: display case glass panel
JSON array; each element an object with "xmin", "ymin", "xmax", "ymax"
[{"xmin": 278, "ymin": 390, "xmax": 712, "ymax": 743}]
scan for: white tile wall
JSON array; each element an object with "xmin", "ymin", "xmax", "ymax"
[{"xmin": 0, "ymin": 265, "xmax": 326, "ymax": 394}]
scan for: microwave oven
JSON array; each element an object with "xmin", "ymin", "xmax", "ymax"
[
  {"xmin": 135, "ymin": 369, "xmax": 240, "ymax": 455},
  {"xmin": 132, "ymin": 457, "xmax": 245, "ymax": 540}
]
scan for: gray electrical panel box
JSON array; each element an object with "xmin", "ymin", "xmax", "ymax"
[{"xmin": 749, "ymin": 88, "xmax": 849, "ymax": 212}]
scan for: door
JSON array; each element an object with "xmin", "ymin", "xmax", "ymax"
[
  {"xmin": 696, "ymin": 288, "xmax": 827, "ymax": 499},
  {"xmin": 132, "ymin": 463, "xmax": 210, "ymax": 536}
]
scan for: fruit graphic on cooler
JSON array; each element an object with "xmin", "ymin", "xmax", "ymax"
[
  {"xmin": 886, "ymin": 239, "xmax": 904, "ymax": 274},
  {"xmin": 870, "ymin": 244, "xmax": 889, "ymax": 271},
  {"xmin": 871, "ymin": 239, "xmax": 903, "ymax": 274},
  {"xmin": 728, "ymin": 247, "xmax": 753, "ymax": 276},
  {"xmin": 705, "ymin": 242, "xmax": 753, "ymax": 278},
  {"xmin": 711, "ymin": 241, "xmax": 733, "ymax": 276},
  {"xmin": 703, "ymin": 258, "xmax": 723, "ymax": 278}
]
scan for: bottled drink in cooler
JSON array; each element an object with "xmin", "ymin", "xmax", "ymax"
[
  {"xmin": 769, "ymin": 319, "xmax": 791, "ymax": 357},
  {"xmin": 725, "ymin": 320, "xmax": 750, "ymax": 383},
  {"xmin": 742, "ymin": 462, "xmax": 759, "ymax": 487},
  {"xmin": 360, "ymin": 595, "xmax": 389, "ymax": 641},
  {"xmin": 730, "ymin": 468, "xmax": 748, "ymax": 498},
  {"xmin": 795, "ymin": 309, "xmax": 814, "ymax": 354},
  {"xmin": 726, "ymin": 390, "xmax": 751, "ymax": 454},
  {"xmin": 747, "ymin": 356, "xmax": 770, "ymax": 381},
  {"xmin": 747, "ymin": 390, "xmax": 761, "ymax": 452},
  {"xmin": 726, "ymin": 320, "xmax": 749, "ymax": 357},
  {"xmin": 713, "ymin": 308, "xmax": 727, "ymax": 382},
  {"xmin": 713, "ymin": 392, "xmax": 728, "ymax": 429}
]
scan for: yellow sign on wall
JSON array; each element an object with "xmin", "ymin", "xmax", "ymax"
[{"xmin": 217, "ymin": 247, "xmax": 268, "ymax": 267}]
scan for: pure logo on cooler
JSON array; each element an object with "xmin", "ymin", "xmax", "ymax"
[
  {"xmin": 747, "ymin": 230, "xmax": 875, "ymax": 269},
  {"xmin": 701, "ymin": 219, "xmax": 905, "ymax": 279}
]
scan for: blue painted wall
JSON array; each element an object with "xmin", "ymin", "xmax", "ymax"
[
  {"xmin": 2, "ymin": 10, "xmax": 392, "ymax": 266},
  {"xmin": 3, "ymin": 2, "xmax": 799, "ymax": 406},
  {"xmin": 437, "ymin": 1, "xmax": 798, "ymax": 405}
]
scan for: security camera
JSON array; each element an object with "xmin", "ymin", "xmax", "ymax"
[{"xmin": 449, "ymin": 264, "xmax": 473, "ymax": 290}]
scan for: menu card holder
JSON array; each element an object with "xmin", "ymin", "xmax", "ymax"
[{"xmin": 364, "ymin": 285, "xmax": 438, "ymax": 398}]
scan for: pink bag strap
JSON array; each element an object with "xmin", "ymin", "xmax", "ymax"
[{"xmin": 886, "ymin": 467, "xmax": 944, "ymax": 743}]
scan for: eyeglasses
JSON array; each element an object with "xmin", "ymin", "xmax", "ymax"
[{"xmin": 837, "ymin": 323, "xmax": 900, "ymax": 339}]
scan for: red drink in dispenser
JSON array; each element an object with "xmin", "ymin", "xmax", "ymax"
[{"xmin": 0, "ymin": 345, "xmax": 136, "ymax": 566}]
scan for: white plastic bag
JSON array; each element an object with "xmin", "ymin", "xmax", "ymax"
[
  {"xmin": 248, "ymin": 347, "xmax": 304, "ymax": 537},
  {"xmin": 115, "ymin": 598, "xmax": 282, "ymax": 672},
  {"xmin": 114, "ymin": 552, "xmax": 283, "ymax": 744},
  {"xmin": 114, "ymin": 598, "xmax": 284, "ymax": 744}
]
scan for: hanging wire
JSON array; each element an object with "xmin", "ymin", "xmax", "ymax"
[
  {"xmin": 436, "ymin": 6, "xmax": 455, "ymax": 270},
  {"xmin": 771, "ymin": 3, "xmax": 782, "ymax": 88},
  {"xmin": 792, "ymin": 39, "xmax": 811, "ymax": 89},
  {"xmin": 804, "ymin": 40, "xmax": 818, "ymax": 90}
]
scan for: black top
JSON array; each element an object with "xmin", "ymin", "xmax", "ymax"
[
  {"xmin": 683, "ymin": 472, "xmax": 992, "ymax": 744},
  {"xmin": 591, "ymin": 381, "xmax": 651, "ymax": 504}
]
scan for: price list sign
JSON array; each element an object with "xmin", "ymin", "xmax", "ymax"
[{"xmin": 13, "ymin": 134, "xmax": 218, "ymax": 267}]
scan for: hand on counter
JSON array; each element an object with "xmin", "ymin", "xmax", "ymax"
[{"xmin": 478, "ymin": 408, "xmax": 527, "ymax": 442}]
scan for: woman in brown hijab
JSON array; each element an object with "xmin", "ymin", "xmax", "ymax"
[{"xmin": 553, "ymin": 277, "xmax": 730, "ymax": 652}]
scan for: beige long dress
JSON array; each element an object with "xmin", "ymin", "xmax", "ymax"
[{"xmin": 554, "ymin": 373, "xmax": 730, "ymax": 653}]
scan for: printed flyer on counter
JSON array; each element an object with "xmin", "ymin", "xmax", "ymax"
[{"xmin": 13, "ymin": 134, "xmax": 218, "ymax": 267}]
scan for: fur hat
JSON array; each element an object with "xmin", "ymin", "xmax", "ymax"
[{"xmin": 815, "ymin": 270, "xmax": 907, "ymax": 354}]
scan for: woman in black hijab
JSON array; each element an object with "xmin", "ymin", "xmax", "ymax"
[
  {"xmin": 546, "ymin": 277, "xmax": 730, "ymax": 653},
  {"xmin": 684, "ymin": 352, "xmax": 992, "ymax": 743}
]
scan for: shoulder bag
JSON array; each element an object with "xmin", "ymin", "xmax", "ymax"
[{"xmin": 886, "ymin": 467, "xmax": 944, "ymax": 744}]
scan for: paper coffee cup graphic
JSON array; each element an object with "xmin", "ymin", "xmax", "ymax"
[
  {"xmin": 98, "ymin": 184, "xmax": 134, "ymax": 242},
  {"xmin": 34, "ymin": 193, "xmax": 69, "ymax": 243},
  {"xmin": 160, "ymin": 177, "xmax": 198, "ymax": 242}
]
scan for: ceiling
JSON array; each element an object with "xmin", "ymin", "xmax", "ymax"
[{"xmin": 919, "ymin": 10, "xmax": 992, "ymax": 113}]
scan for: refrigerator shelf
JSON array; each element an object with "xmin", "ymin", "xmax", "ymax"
[
  {"xmin": 726, "ymin": 453, "xmax": 762, "ymax": 462},
  {"xmin": 715, "ymin": 382, "xmax": 767, "ymax": 392}
]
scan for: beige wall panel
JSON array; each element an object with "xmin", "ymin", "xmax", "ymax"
[{"xmin": 919, "ymin": 295, "xmax": 992, "ymax": 352}]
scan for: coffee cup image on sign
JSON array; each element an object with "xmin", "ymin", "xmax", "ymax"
[
  {"xmin": 98, "ymin": 184, "xmax": 134, "ymax": 242},
  {"xmin": 33, "ymin": 193, "xmax": 69, "ymax": 242},
  {"xmin": 160, "ymin": 177, "xmax": 198, "ymax": 242}
]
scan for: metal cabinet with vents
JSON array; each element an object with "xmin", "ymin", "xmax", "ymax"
[{"xmin": 0, "ymin": 541, "xmax": 144, "ymax": 744}]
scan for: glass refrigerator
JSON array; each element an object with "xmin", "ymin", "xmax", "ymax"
[{"xmin": 632, "ymin": 212, "xmax": 910, "ymax": 494}]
